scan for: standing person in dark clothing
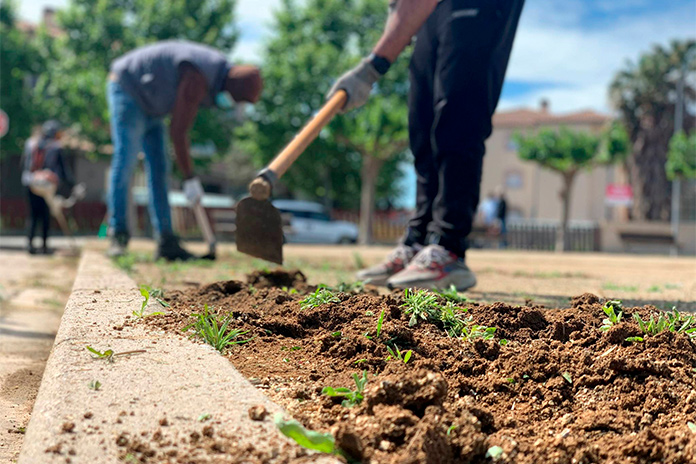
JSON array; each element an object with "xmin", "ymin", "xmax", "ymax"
[
  {"xmin": 106, "ymin": 40, "xmax": 262, "ymax": 260},
  {"xmin": 496, "ymin": 187, "xmax": 508, "ymax": 249},
  {"xmin": 329, "ymin": 0, "xmax": 525, "ymax": 290},
  {"xmin": 21, "ymin": 121, "xmax": 73, "ymax": 254}
]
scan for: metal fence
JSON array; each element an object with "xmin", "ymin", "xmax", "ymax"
[{"xmin": 506, "ymin": 220, "xmax": 600, "ymax": 252}]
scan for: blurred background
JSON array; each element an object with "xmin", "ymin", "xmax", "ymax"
[{"xmin": 1, "ymin": 0, "xmax": 695, "ymax": 254}]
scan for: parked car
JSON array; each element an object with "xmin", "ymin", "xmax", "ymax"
[{"xmin": 272, "ymin": 200, "xmax": 358, "ymax": 244}]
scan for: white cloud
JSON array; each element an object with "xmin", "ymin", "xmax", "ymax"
[{"xmin": 502, "ymin": 1, "xmax": 696, "ymax": 112}]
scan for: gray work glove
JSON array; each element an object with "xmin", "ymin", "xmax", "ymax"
[
  {"xmin": 183, "ymin": 177, "xmax": 204, "ymax": 205},
  {"xmin": 327, "ymin": 59, "xmax": 381, "ymax": 113}
]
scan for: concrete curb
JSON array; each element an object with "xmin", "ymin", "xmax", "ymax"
[{"xmin": 19, "ymin": 251, "xmax": 339, "ymax": 463}]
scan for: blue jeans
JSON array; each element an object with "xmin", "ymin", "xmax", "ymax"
[{"xmin": 107, "ymin": 80, "xmax": 173, "ymax": 238}]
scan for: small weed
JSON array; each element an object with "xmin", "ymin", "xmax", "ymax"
[
  {"xmin": 198, "ymin": 413, "xmax": 211, "ymax": 422},
  {"xmin": 633, "ymin": 308, "xmax": 696, "ymax": 339},
  {"xmin": 401, "ymin": 289, "xmax": 440, "ymax": 327},
  {"xmin": 330, "ymin": 281, "xmax": 365, "ymax": 294},
  {"xmin": 688, "ymin": 422, "xmax": 696, "ymax": 434},
  {"xmin": 486, "ymin": 445, "xmax": 504, "ymax": 461},
  {"xmin": 113, "ymin": 254, "xmax": 136, "ymax": 273},
  {"xmin": 331, "ymin": 331, "xmax": 342, "ymax": 338},
  {"xmin": 281, "ymin": 286, "xmax": 299, "ymax": 295},
  {"xmin": 647, "ymin": 285, "xmax": 662, "ymax": 293},
  {"xmin": 439, "ymin": 301, "xmax": 468, "ymax": 337},
  {"xmin": 447, "ymin": 424, "xmax": 457, "ymax": 435},
  {"xmin": 499, "ymin": 339, "xmax": 509, "ymax": 346},
  {"xmin": 352, "ymin": 252, "xmax": 365, "ymax": 270},
  {"xmin": 133, "ymin": 286, "xmax": 165, "ymax": 319},
  {"xmin": 386, "ymin": 344, "xmax": 412, "ymax": 364},
  {"xmin": 461, "ymin": 322, "xmax": 496, "ymax": 343},
  {"xmin": 142, "ymin": 285, "xmax": 169, "ymax": 307},
  {"xmin": 322, "ymin": 371, "xmax": 368, "ymax": 407},
  {"xmin": 625, "ymin": 336, "xmax": 644, "ymax": 343},
  {"xmin": 300, "ymin": 288, "xmax": 340, "ymax": 309},
  {"xmin": 86, "ymin": 346, "xmax": 114, "ymax": 361},
  {"xmin": 88, "ymin": 380, "xmax": 102, "ymax": 391},
  {"xmin": 665, "ymin": 283, "xmax": 682, "ymax": 290},
  {"xmin": 506, "ymin": 378, "xmax": 516, "ymax": 384},
  {"xmin": 275, "ymin": 414, "xmax": 335, "ymax": 454},
  {"xmin": 184, "ymin": 304, "xmax": 255, "ymax": 352},
  {"xmin": 436, "ymin": 285, "xmax": 467, "ymax": 303},
  {"xmin": 354, "ymin": 359, "xmax": 368, "ymax": 365},
  {"xmin": 376, "ymin": 309, "xmax": 386, "ymax": 338},
  {"xmin": 600, "ymin": 300, "xmax": 623, "ymax": 331}
]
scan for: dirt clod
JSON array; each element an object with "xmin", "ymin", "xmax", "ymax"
[{"xmin": 248, "ymin": 404, "xmax": 268, "ymax": 421}]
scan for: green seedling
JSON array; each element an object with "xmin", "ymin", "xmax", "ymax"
[
  {"xmin": 401, "ymin": 289, "xmax": 440, "ymax": 327},
  {"xmin": 275, "ymin": 414, "xmax": 335, "ymax": 454},
  {"xmin": 447, "ymin": 425, "xmax": 457, "ymax": 436},
  {"xmin": 322, "ymin": 371, "xmax": 368, "ymax": 407},
  {"xmin": 436, "ymin": 285, "xmax": 467, "ymax": 304},
  {"xmin": 352, "ymin": 252, "xmax": 365, "ymax": 270},
  {"xmin": 625, "ymin": 336, "xmax": 644, "ymax": 343},
  {"xmin": 600, "ymin": 300, "xmax": 623, "ymax": 331},
  {"xmin": 112, "ymin": 254, "xmax": 136, "ymax": 273},
  {"xmin": 461, "ymin": 322, "xmax": 496, "ymax": 342},
  {"xmin": 88, "ymin": 380, "xmax": 102, "ymax": 391},
  {"xmin": 688, "ymin": 422, "xmax": 696, "ymax": 434},
  {"xmin": 281, "ymin": 286, "xmax": 299, "ymax": 295},
  {"xmin": 300, "ymin": 288, "xmax": 340, "ymax": 309},
  {"xmin": 386, "ymin": 344, "xmax": 412, "ymax": 364},
  {"xmin": 86, "ymin": 346, "xmax": 145, "ymax": 363},
  {"xmin": 561, "ymin": 372, "xmax": 572, "ymax": 385},
  {"xmin": 376, "ymin": 309, "xmax": 386, "ymax": 338},
  {"xmin": 633, "ymin": 308, "xmax": 696, "ymax": 339},
  {"xmin": 499, "ymin": 339, "xmax": 509, "ymax": 346},
  {"xmin": 439, "ymin": 301, "xmax": 468, "ymax": 337},
  {"xmin": 184, "ymin": 304, "xmax": 255, "ymax": 352},
  {"xmin": 354, "ymin": 359, "xmax": 368, "ymax": 365},
  {"xmin": 142, "ymin": 285, "xmax": 170, "ymax": 307},
  {"xmin": 331, "ymin": 281, "xmax": 365, "ymax": 294},
  {"xmin": 133, "ymin": 286, "xmax": 165, "ymax": 319},
  {"xmin": 331, "ymin": 331, "xmax": 342, "ymax": 338},
  {"xmin": 198, "ymin": 413, "xmax": 211, "ymax": 422}
]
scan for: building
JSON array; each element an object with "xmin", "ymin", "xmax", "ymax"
[{"xmin": 482, "ymin": 100, "xmax": 613, "ymax": 223}]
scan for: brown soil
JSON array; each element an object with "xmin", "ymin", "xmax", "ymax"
[{"xmin": 143, "ymin": 270, "xmax": 696, "ymax": 464}]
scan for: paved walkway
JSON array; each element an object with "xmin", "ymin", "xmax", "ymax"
[{"xmin": 0, "ymin": 249, "xmax": 79, "ymax": 462}]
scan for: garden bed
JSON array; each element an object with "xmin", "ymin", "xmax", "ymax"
[{"xmin": 144, "ymin": 270, "xmax": 696, "ymax": 464}]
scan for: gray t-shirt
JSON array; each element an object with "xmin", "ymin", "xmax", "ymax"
[{"xmin": 111, "ymin": 40, "xmax": 231, "ymax": 117}]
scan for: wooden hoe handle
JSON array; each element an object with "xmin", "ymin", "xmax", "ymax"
[{"xmin": 267, "ymin": 90, "xmax": 347, "ymax": 178}]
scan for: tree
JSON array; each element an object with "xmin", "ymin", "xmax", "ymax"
[
  {"xmin": 610, "ymin": 40, "xmax": 695, "ymax": 221},
  {"xmin": 236, "ymin": 0, "xmax": 410, "ymax": 242},
  {"xmin": 666, "ymin": 131, "xmax": 696, "ymax": 180},
  {"xmin": 0, "ymin": 0, "xmax": 43, "ymax": 157},
  {"xmin": 515, "ymin": 124, "xmax": 628, "ymax": 252},
  {"xmin": 32, "ymin": 0, "xmax": 238, "ymax": 163}
]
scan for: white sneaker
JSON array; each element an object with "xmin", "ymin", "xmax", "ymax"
[
  {"xmin": 355, "ymin": 243, "xmax": 421, "ymax": 286},
  {"xmin": 386, "ymin": 244, "xmax": 477, "ymax": 291}
]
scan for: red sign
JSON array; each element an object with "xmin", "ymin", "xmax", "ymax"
[
  {"xmin": 0, "ymin": 109, "xmax": 8, "ymax": 138},
  {"xmin": 605, "ymin": 184, "xmax": 633, "ymax": 207}
]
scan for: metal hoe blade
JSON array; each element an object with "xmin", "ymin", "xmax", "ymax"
[{"xmin": 235, "ymin": 196, "xmax": 284, "ymax": 264}]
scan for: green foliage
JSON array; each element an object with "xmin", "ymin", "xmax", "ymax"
[
  {"xmin": 666, "ymin": 131, "xmax": 696, "ymax": 180},
  {"xmin": 86, "ymin": 346, "xmax": 114, "ymax": 362},
  {"xmin": 625, "ymin": 336, "xmax": 644, "ymax": 343},
  {"xmin": 34, "ymin": 0, "xmax": 238, "ymax": 159},
  {"xmin": 235, "ymin": 0, "xmax": 410, "ymax": 209},
  {"xmin": 133, "ymin": 286, "xmax": 165, "ymax": 319},
  {"xmin": 322, "ymin": 371, "xmax": 368, "ymax": 407},
  {"xmin": 401, "ymin": 289, "xmax": 440, "ymax": 327},
  {"xmin": 274, "ymin": 414, "xmax": 336, "ymax": 454},
  {"xmin": 461, "ymin": 323, "xmax": 496, "ymax": 343},
  {"xmin": 439, "ymin": 301, "xmax": 469, "ymax": 337},
  {"xmin": 375, "ymin": 309, "xmax": 385, "ymax": 338},
  {"xmin": 561, "ymin": 372, "xmax": 572, "ymax": 385},
  {"xmin": 386, "ymin": 344, "xmax": 412, "ymax": 364},
  {"xmin": 327, "ymin": 281, "xmax": 365, "ymax": 294},
  {"xmin": 436, "ymin": 285, "xmax": 468, "ymax": 304},
  {"xmin": 600, "ymin": 300, "xmax": 624, "ymax": 331},
  {"xmin": 632, "ymin": 309, "xmax": 696, "ymax": 339},
  {"xmin": 0, "ymin": 0, "xmax": 43, "ymax": 157},
  {"xmin": 299, "ymin": 288, "xmax": 340, "ymax": 309},
  {"xmin": 184, "ymin": 304, "xmax": 254, "ymax": 352}
]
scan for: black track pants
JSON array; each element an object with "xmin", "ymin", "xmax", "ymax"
[
  {"xmin": 404, "ymin": 0, "xmax": 525, "ymax": 257},
  {"xmin": 27, "ymin": 188, "xmax": 50, "ymax": 247}
]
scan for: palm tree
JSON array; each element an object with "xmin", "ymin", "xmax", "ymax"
[{"xmin": 609, "ymin": 40, "xmax": 695, "ymax": 221}]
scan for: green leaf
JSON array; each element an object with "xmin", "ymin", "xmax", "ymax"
[
  {"xmin": 376, "ymin": 309, "xmax": 385, "ymax": 338},
  {"xmin": 688, "ymin": 422, "xmax": 696, "ymax": 434},
  {"xmin": 625, "ymin": 336, "xmax": 644, "ymax": 342},
  {"xmin": 486, "ymin": 445, "xmax": 504, "ymax": 461},
  {"xmin": 274, "ymin": 415, "xmax": 335, "ymax": 454},
  {"xmin": 403, "ymin": 350, "xmax": 412, "ymax": 364},
  {"xmin": 561, "ymin": 372, "xmax": 572, "ymax": 385}
]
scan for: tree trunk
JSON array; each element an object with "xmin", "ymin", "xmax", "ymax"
[
  {"xmin": 358, "ymin": 156, "xmax": 385, "ymax": 245},
  {"xmin": 556, "ymin": 172, "xmax": 576, "ymax": 252}
]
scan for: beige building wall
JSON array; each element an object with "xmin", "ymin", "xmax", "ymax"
[{"xmin": 482, "ymin": 110, "xmax": 615, "ymax": 223}]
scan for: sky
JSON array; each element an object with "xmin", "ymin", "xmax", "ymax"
[{"xmin": 21, "ymin": 0, "xmax": 696, "ymax": 115}]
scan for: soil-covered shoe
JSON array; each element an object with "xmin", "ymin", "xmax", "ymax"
[
  {"xmin": 355, "ymin": 243, "xmax": 421, "ymax": 286},
  {"xmin": 156, "ymin": 234, "xmax": 195, "ymax": 262},
  {"xmin": 387, "ymin": 244, "xmax": 476, "ymax": 291},
  {"xmin": 106, "ymin": 232, "xmax": 129, "ymax": 258}
]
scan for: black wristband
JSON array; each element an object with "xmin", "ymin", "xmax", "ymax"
[{"xmin": 368, "ymin": 53, "xmax": 391, "ymax": 76}]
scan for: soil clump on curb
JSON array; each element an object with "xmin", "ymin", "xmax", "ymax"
[{"xmin": 144, "ymin": 271, "xmax": 696, "ymax": 463}]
